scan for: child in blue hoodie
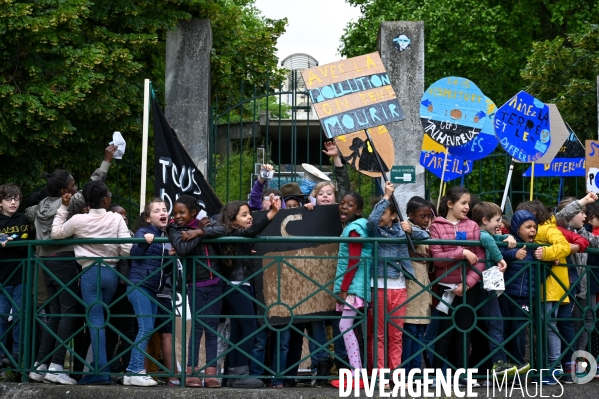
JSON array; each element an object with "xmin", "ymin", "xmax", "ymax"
[
  {"xmin": 366, "ymin": 182, "xmax": 429, "ymax": 372},
  {"xmin": 499, "ymin": 210, "xmax": 538, "ymax": 375}
]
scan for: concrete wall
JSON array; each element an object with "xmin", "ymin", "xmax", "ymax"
[
  {"xmin": 377, "ymin": 21, "xmax": 425, "ymax": 214},
  {"xmin": 165, "ymin": 19, "xmax": 212, "ymax": 176}
]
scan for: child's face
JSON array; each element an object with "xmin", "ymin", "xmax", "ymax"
[
  {"xmin": 112, "ymin": 206, "xmax": 128, "ymax": 225},
  {"xmin": 63, "ymin": 177, "xmax": 78, "ymax": 195},
  {"xmin": 339, "ymin": 194, "xmax": 362, "ymax": 223},
  {"xmin": 285, "ymin": 198, "xmax": 301, "ymax": 209},
  {"xmin": 378, "ymin": 207, "xmax": 397, "ymax": 227},
  {"xmin": 409, "ymin": 206, "xmax": 432, "ymax": 229},
  {"xmin": 316, "ymin": 185, "xmax": 335, "ymax": 205},
  {"xmin": 570, "ymin": 210, "xmax": 586, "ymax": 229},
  {"xmin": 262, "ymin": 195, "xmax": 280, "ymax": 211},
  {"xmin": 517, "ymin": 220, "xmax": 537, "ymax": 243},
  {"xmin": 234, "ymin": 205, "xmax": 253, "ymax": 228},
  {"xmin": 1, "ymin": 196, "xmax": 20, "ymax": 217},
  {"xmin": 146, "ymin": 202, "xmax": 168, "ymax": 228},
  {"xmin": 482, "ymin": 214, "xmax": 502, "ymax": 234},
  {"xmin": 447, "ymin": 194, "xmax": 470, "ymax": 220},
  {"xmin": 173, "ymin": 203, "xmax": 197, "ymax": 227},
  {"xmin": 589, "ymin": 215, "xmax": 599, "ymax": 228}
]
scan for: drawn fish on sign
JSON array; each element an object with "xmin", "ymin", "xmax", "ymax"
[{"xmin": 301, "ymin": 52, "xmax": 405, "ymax": 177}]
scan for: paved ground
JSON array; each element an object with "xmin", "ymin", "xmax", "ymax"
[{"xmin": 0, "ymin": 381, "xmax": 598, "ymax": 399}]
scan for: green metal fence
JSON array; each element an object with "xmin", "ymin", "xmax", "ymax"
[{"xmin": 0, "ymin": 236, "xmax": 598, "ymax": 386}]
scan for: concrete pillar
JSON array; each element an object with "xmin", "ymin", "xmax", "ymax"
[
  {"xmin": 165, "ymin": 19, "xmax": 212, "ymax": 176},
  {"xmin": 377, "ymin": 21, "xmax": 425, "ymax": 213}
]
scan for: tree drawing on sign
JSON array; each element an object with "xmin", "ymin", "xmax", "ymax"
[{"xmin": 348, "ymin": 137, "xmax": 389, "ymax": 173}]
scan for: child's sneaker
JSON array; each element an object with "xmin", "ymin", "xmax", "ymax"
[
  {"xmin": 538, "ymin": 370, "xmax": 558, "ymax": 386},
  {"xmin": 128, "ymin": 370, "xmax": 158, "ymax": 387},
  {"xmin": 517, "ymin": 363, "xmax": 531, "ymax": 375},
  {"xmin": 44, "ymin": 368, "xmax": 77, "ymax": 385},
  {"xmin": 492, "ymin": 360, "xmax": 518, "ymax": 376}
]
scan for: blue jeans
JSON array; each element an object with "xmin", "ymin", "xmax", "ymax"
[
  {"xmin": 402, "ymin": 323, "xmax": 426, "ymax": 371},
  {"xmin": 0, "ymin": 284, "xmax": 22, "ymax": 355},
  {"xmin": 478, "ymin": 289, "xmax": 506, "ymax": 364},
  {"xmin": 498, "ymin": 295, "xmax": 528, "ymax": 366},
  {"xmin": 271, "ymin": 328, "xmax": 291, "ymax": 386},
  {"xmin": 423, "ymin": 308, "xmax": 448, "ymax": 371},
  {"xmin": 80, "ymin": 265, "xmax": 117, "ymax": 371},
  {"xmin": 543, "ymin": 302, "xmax": 574, "ymax": 367},
  {"xmin": 309, "ymin": 321, "xmax": 329, "ymax": 368},
  {"xmin": 187, "ymin": 283, "xmax": 223, "ymax": 368},
  {"xmin": 127, "ymin": 285, "xmax": 157, "ymax": 372},
  {"xmin": 250, "ymin": 328, "xmax": 269, "ymax": 375}
]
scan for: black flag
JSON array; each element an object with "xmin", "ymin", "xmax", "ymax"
[{"xmin": 152, "ymin": 97, "xmax": 222, "ymax": 216}]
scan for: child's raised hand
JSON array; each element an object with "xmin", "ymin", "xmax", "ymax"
[
  {"xmin": 144, "ymin": 233, "xmax": 154, "ymax": 244},
  {"xmin": 497, "ymin": 259, "xmax": 507, "ymax": 272},
  {"xmin": 270, "ymin": 194, "xmax": 280, "ymax": 212},
  {"xmin": 258, "ymin": 163, "xmax": 274, "ymax": 183},
  {"xmin": 534, "ymin": 247, "xmax": 544, "ymax": 260},
  {"xmin": 400, "ymin": 221, "xmax": 412, "ymax": 234},
  {"xmin": 104, "ymin": 144, "xmax": 118, "ymax": 162},
  {"xmin": 304, "ymin": 202, "xmax": 314, "ymax": 211},
  {"xmin": 61, "ymin": 193, "xmax": 72, "ymax": 207},
  {"xmin": 581, "ymin": 192, "xmax": 598, "ymax": 205},
  {"xmin": 516, "ymin": 245, "xmax": 527, "ymax": 260},
  {"xmin": 463, "ymin": 249, "xmax": 478, "ymax": 265},
  {"xmin": 384, "ymin": 181, "xmax": 394, "ymax": 199},
  {"xmin": 504, "ymin": 235, "xmax": 517, "ymax": 249},
  {"xmin": 322, "ymin": 141, "xmax": 338, "ymax": 157}
]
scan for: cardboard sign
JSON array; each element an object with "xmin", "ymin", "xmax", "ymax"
[
  {"xmin": 448, "ymin": 97, "xmax": 498, "ymax": 161},
  {"xmin": 494, "ymin": 91, "xmax": 551, "ymax": 163},
  {"xmin": 419, "ymin": 134, "xmax": 472, "ymax": 182},
  {"xmin": 301, "ymin": 52, "xmax": 405, "ymax": 177},
  {"xmin": 251, "ymin": 204, "xmax": 343, "ymax": 325},
  {"xmin": 523, "ymin": 130, "xmax": 585, "ymax": 177},
  {"xmin": 420, "ymin": 77, "xmax": 488, "ymax": 147},
  {"xmin": 532, "ymin": 104, "xmax": 570, "ymax": 164},
  {"xmin": 585, "ymin": 141, "xmax": 599, "ymax": 192}
]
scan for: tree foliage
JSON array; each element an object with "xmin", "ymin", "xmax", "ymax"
[
  {"xmin": 522, "ymin": 23, "xmax": 599, "ymax": 140},
  {"xmin": 340, "ymin": 0, "xmax": 598, "ymax": 105},
  {"xmin": 0, "ymin": 0, "xmax": 286, "ymax": 195}
]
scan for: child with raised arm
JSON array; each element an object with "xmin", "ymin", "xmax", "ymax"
[
  {"xmin": 366, "ymin": 182, "xmax": 429, "ymax": 373},
  {"xmin": 471, "ymin": 202, "xmax": 518, "ymax": 376}
]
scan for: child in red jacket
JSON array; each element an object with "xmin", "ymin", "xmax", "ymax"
[{"xmin": 429, "ymin": 186, "xmax": 486, "ymax": 386}]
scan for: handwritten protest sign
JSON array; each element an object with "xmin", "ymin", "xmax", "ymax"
[
  {"xmin": 419, "ymin": 134, "xmax": 472, "ymax": 182},
  {"xmin": 420, "ymin": 77, "xmax": 488, "ymax": 147},
  {"xmin": 494, "ymin": 91, "xmax": 551, "ymax": 163},
  {"xmin": 585, "ymin": 141, "xmax": 599, "ymax": 192},
  {"xmin": 523, "ymin": 130, "xmax": 585, "ymax": 177},
  {"xmin": 448, "ymin": 97, "xmax": 498, "ymax": 161},
  {"xmin": 301, "ymin": 52, "xmax": 405, "ymax": 177}
]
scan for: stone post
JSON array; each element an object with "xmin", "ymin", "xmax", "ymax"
[
  {"xmin": 377, "ymin": 21, "xmax": 425, "ymax": 213},
  {"xmin": 165, "ymin": 19, "xmax": 212, "ymax": 176}
]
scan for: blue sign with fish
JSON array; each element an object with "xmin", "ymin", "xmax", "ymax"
[
  {"xmin": 420, "ymin": 77, "xmax": 488, "ymax": 148},
  {"xmin": 448, "ymin": 97, "xmax": 498, "ymax": 161}
]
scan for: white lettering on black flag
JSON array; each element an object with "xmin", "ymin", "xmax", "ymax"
[{"xmin": 152, "ymin": 98, "xmax": 222, "ymax": 216}]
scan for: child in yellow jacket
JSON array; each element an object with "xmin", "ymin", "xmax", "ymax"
[{"xmin": 515, "ymin": 200, "xmax": 575, "ymax": 385}]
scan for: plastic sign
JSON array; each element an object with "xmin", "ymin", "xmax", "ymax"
[
  {"xmin": 448, "ymin": 97, "xmax": 498, "ymax": 161},
  {"xmin": 390, "ymin": 166, "xmax": 416, "ymax": 184},
  {"xmin": 495, "ymin": 91, "xmax": 551, "ymax": 163},
  {"xmin": 420, "ymin": 77, "xmax": 488, "ymax": 147}
]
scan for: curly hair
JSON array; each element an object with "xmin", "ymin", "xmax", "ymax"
[
  {"xmin": 82, "ymin": 181, "xmax": 109, "ymax": 209},
  {"xmin": 43, "ymin": 170, "xmax": 73, "ymax": 197},
  {"xmin": 174, "ymin": 195, "xmax": 203, "ymax": 218}
]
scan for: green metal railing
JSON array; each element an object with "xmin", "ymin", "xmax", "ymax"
[{"xmin": 0, "ymin": 237, "xmax": 598, "ymax": 386}]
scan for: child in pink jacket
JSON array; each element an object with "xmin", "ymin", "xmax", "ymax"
[{"xmin": 429, "ymin": 186, "xmax": 486, "ymax": 385}]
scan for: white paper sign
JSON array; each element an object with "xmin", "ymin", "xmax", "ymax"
[
  {"xmin": 436, "ymin": 283, "xmax": 458, "ymax": 314},
  {"xmin": 482, "ymin": 266, "xmax": 505, "ymax": 296},
  {"xmin": 110, "ymin": 131, "xmax": 127, "ymax": 160}
]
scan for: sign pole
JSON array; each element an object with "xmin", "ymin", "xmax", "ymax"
[
  {"xmin": 140, "ymin": 79, "xmax": 150, "ymax": 214},
  {"xmin": 436, "ymin": 148, "xmax": 449, "ymax": 210},
  {"xmin": 501, "ymin": 159, "xmax": 515, "ymax": 211},
  {"xmin": 530, "ymin": 161, "xmax": 535, "ymax": 201},
  {"xmin": 363, "ymin": 129, "xmax": 416, "ymax": 254}
]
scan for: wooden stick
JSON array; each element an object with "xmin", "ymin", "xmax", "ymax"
[
  {"xmin": 436, "ymin": 148, "xmax": 449, "ymax": 210},
  {"xmin": 501, "ymin": 159, "xmax": 514, "ymax": 211},
  {"xmin": 530, "ymin": 161, "xmax": 535, "ymax": 201},
  {"xmin": 363, "ymin": 129, "xmax": 416, "ymax": 254}
]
